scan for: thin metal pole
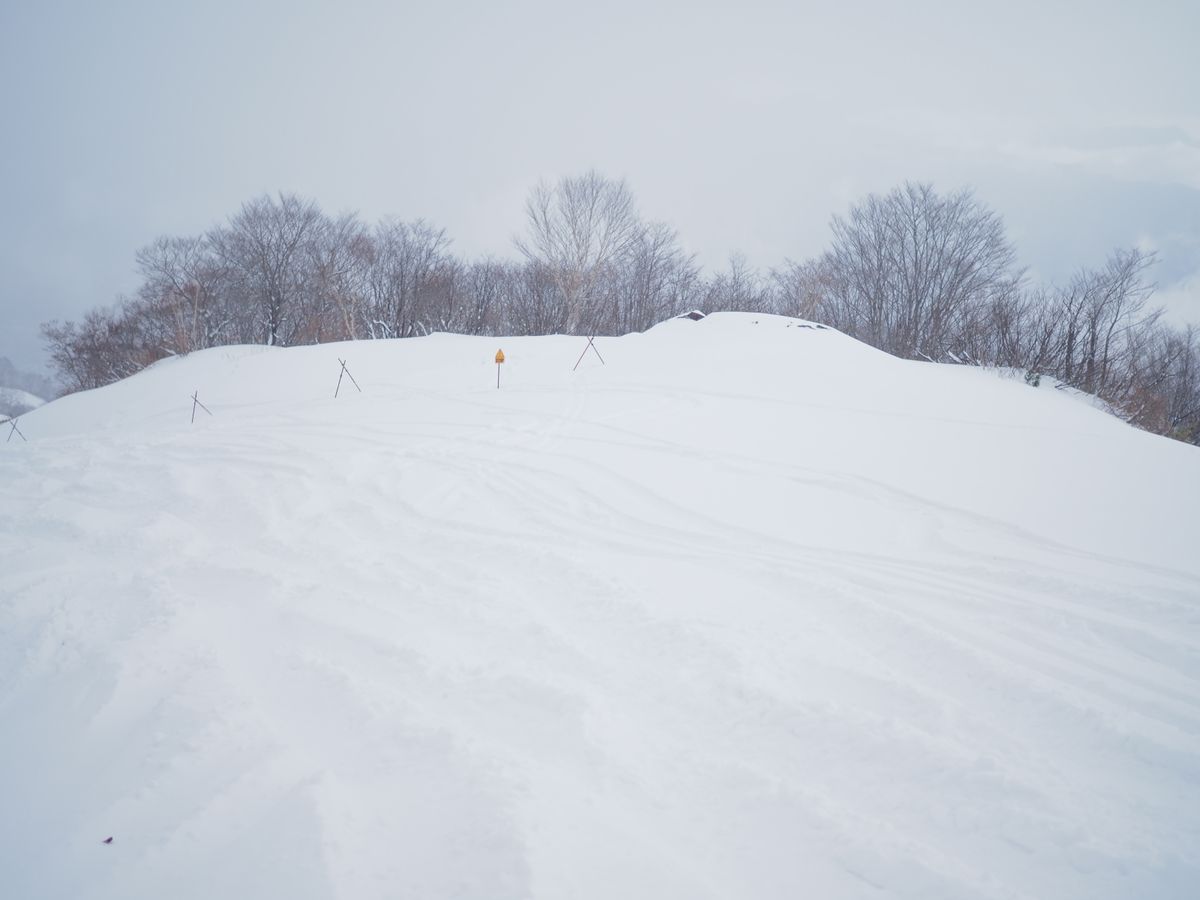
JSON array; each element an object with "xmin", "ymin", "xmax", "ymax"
[
  {"xmin": 336, "ymin": 359, "xmax": 361, "ymax": 397},
  {"xmin": 190, "ymin": 392, "xmax": 212, "ymax": 423},
  {"xmin": 573, "ymin": 336, "xmax": 606, "ymax": 371},
  {"xmin": 572, "ymin": 339, "xmax": 590, "ymax": 372},
  {"xmin": 588, "ymin": 336, "xmax": 606, "ymax": 365}
]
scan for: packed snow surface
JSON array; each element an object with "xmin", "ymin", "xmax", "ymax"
[{"xmin": 2, "ymin": 313, "xmax": 1198, "ymax": 899}]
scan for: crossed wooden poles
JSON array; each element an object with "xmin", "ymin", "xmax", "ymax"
[
  {"xmin": 187, "ymin": 358, "xmax": 360, "ymax": 426},
  {"xmin": 335, "ymin": 358, "xmax": 361, "ymax": 398},
  {"xmin": 572, "ymin": 336, "xmax": 606, "ymax": 372},
  {"xmin": 16, "ymin": 346, "xmax": 602, "ymax": 440},
  {"xmin": 190, "ymin": 391, "xmax": 212, "ymax": 424},
  {"xmin": 3, "ymin": 416, "xmax": 26, "ymax": 442}
]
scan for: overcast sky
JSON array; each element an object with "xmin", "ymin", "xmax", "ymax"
[{"xmin": 2, "ymin": 0, "xmax": 1197, "ymax": 373}]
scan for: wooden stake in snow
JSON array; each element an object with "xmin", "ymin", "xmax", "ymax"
[
  {"xmin": 572, "ymin": 335, "xmax": 605, "ymax": 371},
  {"xmin": 335, "ymin": 358, "xmax": 362, "ymax": 398},
  {"xmin": 190, "ymin": 391, "xmax": 213, "ymax": 424},
  {"xmin": 4, "ymin": 416, "xmax": 27, "ymax": 443},
  {"xmin": 495, "ymin": 349, "xmax": 505, "ymax": 389}
]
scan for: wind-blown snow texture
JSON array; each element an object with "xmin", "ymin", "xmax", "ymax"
[{"xmin": 2, "ymin": 313, "xmax": 1198, "ymax": 899}]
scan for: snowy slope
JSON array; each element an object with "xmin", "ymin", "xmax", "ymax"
[
  {"xmin": 2, "ymin": 313, "xmax": 1198, "ymax": 899},
  {"xmin": 0, "ymin": 385, "xmax": 45, "ymax": 418}
]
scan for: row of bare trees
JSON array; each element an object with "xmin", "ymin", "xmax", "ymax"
[
  {"xmin": 805, "ymin": 185, "xmax": 1199, "ymax": 443},
  {"xmin": 42, "ymin": 175, "xmax": 1200, "ymax": 444},
  {"xmin": 42, "ymin": 177, "xmax": 699, "ymax": 391}
]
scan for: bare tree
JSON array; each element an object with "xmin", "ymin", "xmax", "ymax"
[
  {"xmin": 307, "ymin": 211, "xmax": 372, "ymax": 342},
  {"xmin": 699, "ymin": 253, "xmax": 770, "ymax": 314},
  {"xmin": 1162, "ymin": 325, "xmax": 1200, "ymax": 442},
  {"xmin": 365, "ymin": 219, "xmax": 456, "ymax": 339},
  {"xmin": 1022, "ymin": 248, "xmax": 1159, "ymax": 400},
  {"xmin": 133, "ymin": 235, "xmax": 230, "ymax": 355},
  {"xmin": 459, "ymin": 259, "xmax": 507, "ymax": 335},
  {"xmin": 210, "ymin": 193, "xmax": 327, "ymax": 346},
  {"xmin": 950, "ymin": 280, "xmax": 1034, "ymax": 367},
  {"xmin": 1075, "ymin": 248, "xmax": 1158, "ymax": 397},
  {"xmin": 503, "ymin": 262, "xmax": 570, "ymax": 336},
  {"xmin": 516, "ymin": 171, "xmax": 642, "ymax": 333},
  {"xmin": 823, "ymin": 182, "xmax": 1022, "ymax": 358},
  {"xmin": 42, "ymin": 304, "xmax": 156, "ymax": 392},
  {"xmin": 770, "ymin": 258, "xmax": 834, "ymax": 322},
  {"xmin": 601, "ymin": 222, "xmax": 698, "ymax": 333}
]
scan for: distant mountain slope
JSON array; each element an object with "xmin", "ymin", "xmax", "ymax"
[
  {"xmin": 0, "ymin": 355, "xmax": 57, "ymax": 404},
  {"xmin": 0, "ymin": 385, "xmax": 44, "ymax": 418},
  {"xmin": 2, "ymin": 314, "xmax": 1198, "ymax": 900}
]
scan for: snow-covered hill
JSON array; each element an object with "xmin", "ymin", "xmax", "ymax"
[
  {"xmin": 0, "ymin": 355, "xmax": 57, "ymax": 417},
  {"xmin": 2, "ymin": 313, "xmax": 1198, "ymax": 899},
  {"xmin": 0, "ymin": 385, "xmax": 45, "ymax": 418}
]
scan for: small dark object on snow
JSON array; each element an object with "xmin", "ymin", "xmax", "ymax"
[
  {"xmin": 678, "ymin": 310, "xmax": 705, "ymax": 321},
  {"xmin": 102, "ymin": 837, "xmax": 113, "ymax": 844}
]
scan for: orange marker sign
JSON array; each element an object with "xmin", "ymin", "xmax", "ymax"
[{"xmin": 495, "ymin": 349, "xmax": 505, "ymax": 364}]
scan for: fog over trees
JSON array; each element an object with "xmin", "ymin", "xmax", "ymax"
[{"xmin": 41, "ymin": 173, "xmax": 1200, "ymax": 445}]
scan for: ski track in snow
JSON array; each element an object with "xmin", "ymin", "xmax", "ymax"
[{"xmin": 2, "ymin": 314, "xmax": 1199, "ymax": 899}]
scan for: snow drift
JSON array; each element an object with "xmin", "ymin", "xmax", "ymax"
[
  {"xmin": 0, "ymin": 385, "xmax": 45, "ymax": 419},
  {"xmin": 2, "ymin": 313, "xmax": 1198, "ymax": 899}
]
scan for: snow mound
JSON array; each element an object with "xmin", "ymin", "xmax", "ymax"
[
  {"xmin": 2, "ymin": 313, "xmax": 1198, "ymax": 899},
  {"xmin": 0, "ymin": 385, "xmax": 45, "ymax": 418}
]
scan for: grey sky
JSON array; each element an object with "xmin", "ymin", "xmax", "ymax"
[{"xmin": 2, "ymin": 0, "xmax": 1198, "ymax": 373}]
